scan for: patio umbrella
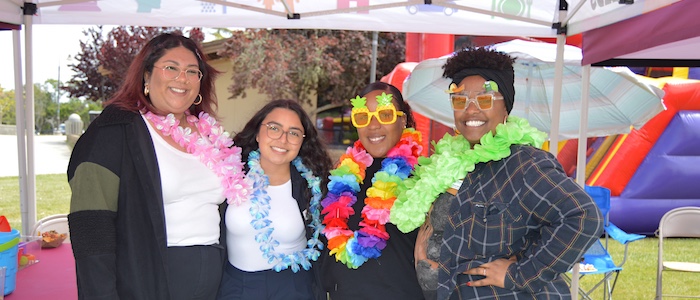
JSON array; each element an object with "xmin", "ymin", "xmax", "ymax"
[{"xmin": 403, "ymin": 39, "xmax": 666, "ymax": 140}]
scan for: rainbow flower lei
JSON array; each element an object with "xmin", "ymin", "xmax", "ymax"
[
  {"xmin": 322, "ymin": 128, "xmax": 422, "ymax": 269},
  {"xmin": 144, "ymin": 111, "xmax": 252, "ymax": 205},
  {"xmin": 246, "ymin": 150, "xmax": 324, "ymax": 272},
  {"xmin": 390, "ymin": 116, "xmax": 547, "ymax": 233}
]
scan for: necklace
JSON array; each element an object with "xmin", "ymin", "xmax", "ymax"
[
  {"xmin": 390, "ymin": 116, "xmax": 547, "ymax": 233},
  {"xmin": 247, "ymin": 150, "xmax": 323, "ymax": 272},
  {"xmin": 144, "ymin": 111, "xmax": 252, "ymax": 205},
  {"xmin": 322, "ymin": 128, "xmax": 422, "ymax": 269}
]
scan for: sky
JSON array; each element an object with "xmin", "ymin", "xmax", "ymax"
[{"xmin": 0, "ymin": 25, "xmax": 91, "ymax": 94}]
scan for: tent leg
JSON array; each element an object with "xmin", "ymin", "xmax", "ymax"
[{"xmin": 576, "ymin": 65, "xmax": 591, "ymax": 187}]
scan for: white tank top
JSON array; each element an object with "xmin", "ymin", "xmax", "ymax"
[
  {"xmin": 143, "ymin": 114, "xmax": 225, "ymax": 247},
  {"xmin": 225, "ymin": 179, "xmax": 307, "ymax": 271}
]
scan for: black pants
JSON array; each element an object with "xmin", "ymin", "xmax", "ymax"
[
  {"xmin": 217, "ymin": 262, "xmax": 314, "ymax": 300},
  {"xmin": 166, "ymin": 244, "xmax": 224, "ymax": 300}
]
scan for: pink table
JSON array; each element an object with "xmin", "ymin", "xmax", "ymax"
[{"xmin": 6, "ymin": 243, "xmax": 77, "ymax": 299}]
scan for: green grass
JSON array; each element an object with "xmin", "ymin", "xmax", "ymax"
[
  {"xmin": 0, "ymin": 174, "xmax": 71, "ymax": 233},
  {"xmin": 1, "ymin": 174, "xmax": 699, "ymax": 298}
]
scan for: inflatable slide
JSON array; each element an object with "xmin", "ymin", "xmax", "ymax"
[{"xmin": 559, "ymin": 79, "xmax": 700, "ymax": 235}]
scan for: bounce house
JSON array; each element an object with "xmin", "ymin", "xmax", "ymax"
[{"xmin": 558, "ymin": 78, "xmax": 700, "ymax": 235}]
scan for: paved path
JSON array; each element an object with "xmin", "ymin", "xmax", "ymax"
[{"xmin": 0, "ymin": 134, "xmax": 72, "ymax": 177}]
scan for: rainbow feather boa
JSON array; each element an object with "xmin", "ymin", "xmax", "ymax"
[
  {"xmin": 390, "ymin": 116, "xmax": 547, "ymax": 233},
  {"xmin": 322, "ymin": 128, "xmax": 422, "ymax": 269}
]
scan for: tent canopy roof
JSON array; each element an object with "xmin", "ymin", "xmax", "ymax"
[{"xmin": 0, "ymin": 0, "xmax": 683, "ymax": 38}]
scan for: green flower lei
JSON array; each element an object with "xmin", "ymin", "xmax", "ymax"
[{"xmin": 389, "ymin": 116, "xmax": 547, "ymax": 233}]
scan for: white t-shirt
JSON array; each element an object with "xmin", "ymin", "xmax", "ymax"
[
  {"xmin": 143, "ymin": 115, "xmax": 225, "ymax": 247},
  {"xmin": 225, "ymin": 179, "xmax": 307, "ymax": 271}
]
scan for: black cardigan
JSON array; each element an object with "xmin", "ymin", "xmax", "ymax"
[{"xmin": 68, "ymin": 105, "xmax": 226, "ymax": 299}]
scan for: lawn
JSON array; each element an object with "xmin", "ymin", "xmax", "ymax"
[
  {"xmin": 1, "ymin": 174, "xmax": 699, "ymax": 298},
  {"xmin": 1, "ymin": 174, "xmax": 71, "ymax": 233}
]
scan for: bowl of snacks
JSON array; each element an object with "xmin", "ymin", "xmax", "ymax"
[{"xmin": 41, "ymin": 230, "xmax": 68, "ymax": 248}]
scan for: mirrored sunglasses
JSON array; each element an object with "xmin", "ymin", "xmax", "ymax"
[{"xmin": 450, "ymin": 92, "xmax": 503, "ymax": 111}]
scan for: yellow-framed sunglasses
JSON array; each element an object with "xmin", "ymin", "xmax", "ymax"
[{"xmin": 351, "ymin": 107, "xmax": 404, "ymax": 128}]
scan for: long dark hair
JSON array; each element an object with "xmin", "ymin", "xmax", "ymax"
[
  {"xmin": 107, "ymin": 33, "xmax": 220, "ymax": 118},
  {"xmin": 233, "ymin": 100, "xmax": 332, "ymax": 192},
  {"xmin": 358, "ymin": 81, "xmax": 415, "ymax": 128}
]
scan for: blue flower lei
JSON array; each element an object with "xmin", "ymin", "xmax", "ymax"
[{"xmin": 247, "ymin": 150, "xmax": 324, "ymax": 272}]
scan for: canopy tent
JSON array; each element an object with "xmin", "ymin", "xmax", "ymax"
[
  {"xmin": 582, "ymin": 0, "xmax": 700, "ymax": 67},
  {"xmin": 0, "ymin": 1, "xmax": 680, "ymax": 36},
  {"xmin": 1, "ymin": 2, "xmax": 686, "ymax": 297}
]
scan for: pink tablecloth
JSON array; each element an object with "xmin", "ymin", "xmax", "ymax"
[{"xmin": 6, "ymin": 243, "xmax": 77, "ymax": 299}]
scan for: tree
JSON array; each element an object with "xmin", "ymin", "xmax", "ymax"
[
  {"xmin": 0, "ymin": 87, "xmax": 15, "ymax": 125},
  {"xmin": 220, "ymin": 29, "xmax": 405, "ymax": 106},
  {"xmin": 64, "ymin": 26, "xmax": 201, "ymax": 102},
  {"xmin": 34, "ymin": 81, "xmax": 57, "ymax": 134}
]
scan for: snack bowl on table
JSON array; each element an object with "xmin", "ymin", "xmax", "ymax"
[{"xmin": 40, "ymin": 230, "xmax": 67, "ymax": 248}]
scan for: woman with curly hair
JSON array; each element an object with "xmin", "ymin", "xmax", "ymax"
[
  {"xmin": 218, "ymin": 99, "xmax": 332, "ymax": 300},
  {"xmin": 390, "ymin": 47, "xmax": 603, "ymax": 299}
]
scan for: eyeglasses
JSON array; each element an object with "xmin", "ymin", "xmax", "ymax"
[
  {"xmin": 156, "ymin": 65, "xmax": 203, "ymax": 82},
  {"xmin": 450, "ymin": 92, "xmax": 504, "ymax": 111},
  {"xmin": 262, "ymin": 123, "xmax": 305, "ymax": 145},
  {"xmin": 351, "ymin": 107, "xmax": 405, "ymax": 128}
]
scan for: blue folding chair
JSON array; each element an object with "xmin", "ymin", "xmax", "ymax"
[{"xmin": 566, "ymin": 186, "xmax": 646, "ymax": 300}]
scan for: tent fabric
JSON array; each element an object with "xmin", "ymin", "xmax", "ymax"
[
  {"xmin": 582, "ymin": 0, "xmax": 700, "ymax": 66},
  {"xmin": 0, "ymin": 0, "xmax": 683, "ymax": 37}
]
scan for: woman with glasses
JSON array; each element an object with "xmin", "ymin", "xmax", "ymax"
[
  {"xmin": 390, "ymin": 46, "xmax": 603, "ymax": 299},
  {"xmin": 321, "ymin": 81, "xmax": 425, "ymax": 300},
  {"xmin": 67, "ymin": 33, "xmax": 247, "ymax": 299},
  {"xmin": 218, "ymin": 99, "xmax": 332, "ymax": 300}
]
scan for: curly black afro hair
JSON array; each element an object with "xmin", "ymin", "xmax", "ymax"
[{"xmin": 442, "ymin": 46, "xmax": 515, "ymax": 80}]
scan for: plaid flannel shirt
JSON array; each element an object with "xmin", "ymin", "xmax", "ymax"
[{"xmin": 437, "ymin": 145, "xmax": 603, "ymax": 300}]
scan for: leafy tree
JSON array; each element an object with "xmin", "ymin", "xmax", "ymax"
[
  {"xmin": 64, "ymin": 26, "xmax": 201, "ymax": 102},
  {"xmin": 0, "ymin": 87, "xmax": 15, "ymax": 125},
  {"xmin": 60, "ymin": 98, "xmax": 103, "ymax": 129},
  {"xmin": 34, "ymin": 81, "xmax": 57, "ymax": 134},
  {"xmin": 220, "ymin": 29, "xmax": 404, "ymax": 106}
]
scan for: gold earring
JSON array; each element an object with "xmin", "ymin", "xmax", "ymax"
[
  {"xmin": 193, "ymin": 94, "xmax": 202, "ymax": 105},
  {"xmin": 144, "ymin": 84, "xmax": 149, "ymax": 96}
]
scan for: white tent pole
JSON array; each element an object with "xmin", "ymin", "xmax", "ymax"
[
  {"xmin": 576, "ymin": 65, "xmax": 591, "ymax": 187},
  {"xmin": 525, "ymin": 63, "xmax": 533, "ymax": 120},
  {"xmin": 23, "ymin": 13, "xmax": 37, "ymax": 236},
  {"xmin": 549, "ymin": 34, "xmax": 565, "ymax": 157},
  {"xmin": 370, "ymin": 31, "xmax": 378, "ymax": 83},
  {"xmin": 13, "ymin": 29, "xmax": 30, "ymax": 236}
]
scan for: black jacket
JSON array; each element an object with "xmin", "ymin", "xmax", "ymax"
[{"xmin": 68, "ymin": 105, "xmax": 226, "ymax": 299}]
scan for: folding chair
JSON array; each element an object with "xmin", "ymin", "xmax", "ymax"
[
  {"xmin": 565, "ymin": 186, "xmax": 645, "ymax": 300},
  {"xmin": 655, "ymin": 206, "xmax": 700, "ymax": 299},
  {"xmin": 31, "ymin": 214, "xmax": 70, "ymax": 243}
]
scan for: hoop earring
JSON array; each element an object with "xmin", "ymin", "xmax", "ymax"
[
  {"xmin": 503, "ymin": 116, "xmax": 508, "ymax": 125},
  {"xmin": 193, "ymin": 94, "xmax": 203, "ymax": 105},
  {"xmin": 144, "ymin": 84, "xmax": 149, "ymax": 96}
]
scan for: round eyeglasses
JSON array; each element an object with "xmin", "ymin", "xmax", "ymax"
[
  {"xmin": 262, "ymin": 123, "xmax": 305, "ymax": 145},
  {"xmin": 156, "ymin": 65, "xmax": 203, "ymax": 82}
]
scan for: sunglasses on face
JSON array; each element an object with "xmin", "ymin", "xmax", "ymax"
[
  {"xmin": 351, "ymin": 107, "xmax": 405, "ymax": 128},
  {"xmin": 450, "ymin": 92, "xmax": 504, "ymax": 111}
]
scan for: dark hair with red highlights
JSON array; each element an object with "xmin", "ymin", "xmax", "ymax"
[{"xmin": 106, "ymin": 33, "xmax": 220, "ymax": 118}]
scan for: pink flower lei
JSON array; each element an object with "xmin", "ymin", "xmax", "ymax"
[{"xmin": 144, "ymin": 111, "xmax": 252, "ymax": 204}]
